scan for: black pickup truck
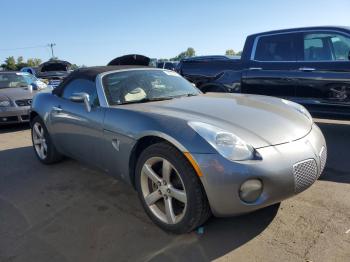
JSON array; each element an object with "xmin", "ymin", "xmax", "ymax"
[{"xmin": 176, "ymin": 26, "xmax": 350, "ymax": 118}]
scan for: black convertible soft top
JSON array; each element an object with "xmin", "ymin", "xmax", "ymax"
[{"xmin": 53, "ymin": 65, "xmax": 149, "ymax": 96}]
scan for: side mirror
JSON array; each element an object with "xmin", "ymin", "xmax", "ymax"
[{"xmin": 69, "ymin": 92, "xmax": 91, "ymax": 112}]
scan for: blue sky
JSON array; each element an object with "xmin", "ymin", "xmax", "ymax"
[{"xmin": 1, "ymin": 0, "xmax": 349, "ymax": 66}]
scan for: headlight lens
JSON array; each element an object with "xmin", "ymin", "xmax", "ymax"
[
  {"xmin": 281, "ymin": 99, "xmax": 313, "ymax": 121},
  {"xmin": 188, "ymin": 121, "xmax": 254, "ymax": 161},
  {"xmin": 0, "ymin": 97, "xmax": 11, "ymax": 107}
]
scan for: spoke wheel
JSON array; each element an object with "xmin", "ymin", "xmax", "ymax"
[
  {"xmin": 31, "ymin": 115, "xmax": 63, "ymax": 164},
  {"xmin": 135, "ymin": 142, "xmax": 211, "ymax": 233},
  {"xmin": 140, "ymin": 157, "xmax": 187, "ymax": 225},
  {"xmin": 32, "ymin": 122, "xmax": 47, "ymax": 160}
]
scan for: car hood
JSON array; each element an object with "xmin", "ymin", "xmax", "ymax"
[
  {"xmin": 0, "ymin": 87, "xmax": 36, "ymax": 101},
  {"xmin": 125, "ymin": 93, "xmax": 313, "ymax": 148}
]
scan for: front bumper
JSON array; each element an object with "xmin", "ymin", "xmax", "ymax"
[
  {"xmin": 193, "ymin": 124, "xmax": 326, "ymax": 217},
  {"xmin": 0, "ymin": 106, "xmax": 30, "ymax": 124}
]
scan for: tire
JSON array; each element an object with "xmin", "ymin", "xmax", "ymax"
[
  {"xmin": 31, "ymin": 115, "xmax": 63, "ymax": 164},
  {"xmin": 135, "ymin": 142, "xmax": 211, "ymax": 234}
]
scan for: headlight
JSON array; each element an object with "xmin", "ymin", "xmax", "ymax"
[
  {"xmin": 0, "ymin": 97, "xmax": 11, "ymax": 107},
  {"xmin": 188, "ymin": 121, "xmax": 254, "ymax": 161},
  {"xmin": 281, "ymin": 99, "xmax": 313, "ymax": 122}
]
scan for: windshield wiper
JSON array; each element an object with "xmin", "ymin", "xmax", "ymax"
[
  {"xmin": 168, "ymin": 93, "xmax": 199, "ymax": 99},
  {"xmin": 119, "ymin": 97, "xmax": 174, "ymax": 105},
  {"xmin": 119, "ymin": 93, "xmax": 198, "ymax": 105}
]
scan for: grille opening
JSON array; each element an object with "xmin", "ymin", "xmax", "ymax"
[{"xmin": 293, "ymin": 159, "xmax": 318, "ymax": 193}]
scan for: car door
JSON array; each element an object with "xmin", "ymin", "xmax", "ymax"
[
  {"xmin": 294, "ymin": 31, "xmax": 350, "ymax": 106},
  {"xmin": 242, "ymin": 33, "xmax": 300, "ymax": 98},
  {"xmin": 49, "ymin": 78, "xmax": 106, "ymax": 166}
]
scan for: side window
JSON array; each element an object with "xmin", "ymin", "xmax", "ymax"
[
  {"xmin": 62, "ymin": 79, "xmax": 99, "ymax": 106},
  {"xmin": 304, "ymin": 33, "xmax": 350, "ymax": 61},
  {"xmin": 254, "ymin": 34, "xmax": 298, "ymax": 61}
]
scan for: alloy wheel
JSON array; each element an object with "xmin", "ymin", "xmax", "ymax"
[
  {"xmin": 140, "ymin": 157, "xmax": 187, "ymax": 225},
  {"xmin": 32, "ymin": 122, "xmax": 47, "ymax": 160}
]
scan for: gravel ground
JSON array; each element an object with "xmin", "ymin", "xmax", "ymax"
[{"xmin": 0, "ymin": 119, "xmax": 349, "ymax": 262}]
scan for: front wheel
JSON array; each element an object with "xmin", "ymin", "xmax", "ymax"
[
  {"xmin": 135, "ymin": 142, "xmax": 211, "ymax": 234},
  {"xmin": 31, "ymin": 116, "xmax": 63, "ymax": 164}
]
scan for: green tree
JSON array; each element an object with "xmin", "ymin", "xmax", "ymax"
[
  {"xmin": 2, "ymin": 56, "xmax": 17, "ymax": 70},
  {"xmin": 1, "ymin": 56, "xmax": 43, "ymax": 70},
  {"xmin": 70, "ymin": 64, "xmax": 79, "ymax": 70},
  {"xmin": 185, "ymin": 47, "xmax": 195, "ymax": 57},
  {"xmin": 16, "ymin": 56, "xmax": 28, "ymax": 70},
  {"xmin": 17, "ymin": 56, "xmax": 24, "ymax": 64},
  {"xmin": 27, "ymin": 58, "xmax": 42, "ymax": 67},
  {"xmin": 236, "ymin": 50, "xmax": 243, "ymax": 56},
  {"xmin": 171, "ymin": 47, "xmax": 196, "ymax": 61},
  {"xmin": 225, "ymin": 49, "xmax": 235, "ymax": 56}
]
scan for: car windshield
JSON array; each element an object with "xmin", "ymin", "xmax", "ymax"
[
  {"xmin": 0, "ymin": 73, "xmax": 37, "ymax": 89},
  {"xmin": 103, "ymin": 69, "xmax": 200, "ymax": 105}
]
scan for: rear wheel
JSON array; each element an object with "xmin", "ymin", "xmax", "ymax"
[
  {"xmin": 135, "ymin": 142, "xmax": 211, "ymax": 234},
  {"xmin": 31, "ymin": 116, "xmax": 63, "ymax": 164}
]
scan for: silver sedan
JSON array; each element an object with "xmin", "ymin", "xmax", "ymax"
[
  {"xmin": 30, "ymin": 66, "xmax": 327, "ymax": 234},
  {"xmin": 0, "ymin": 72, "xmax": 48, "ymax": 124}
]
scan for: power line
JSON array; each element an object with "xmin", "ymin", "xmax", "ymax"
[{"xmin": 0, "ymin": 44, "xmax": 48, "ymax": 51}]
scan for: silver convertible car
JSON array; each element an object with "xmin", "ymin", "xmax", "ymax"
[{"xmin": 30, "ymin": 66, "xmax": 327, "ymax": 233}]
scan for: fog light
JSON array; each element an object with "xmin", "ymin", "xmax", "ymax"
[{"xmin": 239, "ymin": 179, "xmax": 263, "ymax": 203}]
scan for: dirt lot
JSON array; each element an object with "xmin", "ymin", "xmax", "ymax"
[{"xmin": 0, "ymin": 119, "xmax": 349, "ymax": 262}]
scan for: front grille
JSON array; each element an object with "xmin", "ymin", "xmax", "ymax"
[
  {"xmin": 293, "ymin": 159, "xmax": 318, "ymax": 193},
  {"xmin": 15, "ymin": 99, "xmax": 32, "ymax": 107},
  {"xmin": 319, "ymin": 146, "xmax": 327, "ymax": 175}
]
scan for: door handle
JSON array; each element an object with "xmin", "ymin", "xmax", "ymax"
[
  {"xmin": 249, "ymin": 67, "xmax": 262, "ymax": 71},
  {"xmin": 299, "ymin": 67, "xmax": 316, "ymax": 72},
  {"xmin": 52, "ymin": 106, "xmax": 62, "ymax": 112}
]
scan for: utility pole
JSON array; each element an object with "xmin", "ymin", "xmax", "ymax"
[{"xmin": 48, "ymin": 43, "xmax": 56, "ymax": 59}]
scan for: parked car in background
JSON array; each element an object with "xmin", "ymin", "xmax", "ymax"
[
  {"xmin": 157, "ymin": 61, "xmax": 178, "ymax": 71},
  {"xmin": 30, "ymin": 66, "xmax": 326, "ymax": 233},
  {"xmin": 177, "ymin": 26, "xmax": 350, "ymax": 118},
  {"xmin": 35, "ymin": 60, "xmax": 72, "ymax": 88},
  {"xmin": 108, "ymin": 54, "xmax": 150, "ymax": 66},
  {"xmin": 0, "ymin": 72, "xmax": 49, "ymax": 124},
  {"xmin": 20, "ymin": 66, "xmax": 38, "ymax": 76}
]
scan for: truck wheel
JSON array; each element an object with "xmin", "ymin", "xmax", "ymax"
[{"xmin": 135, "ymin": 142, "xmax": 211, "ymax": 234}]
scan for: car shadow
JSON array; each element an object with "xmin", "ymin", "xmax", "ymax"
[
  {"xmin": 0, "ymin": 146, "xmax": 278, "ymax": 262},
  {"xmin": 0, "ymin": 123, "xmax": 29, "ymax": 134},
  {"xmin": 317, "ymin": 121, "xmax": 350, "ymax": 184},
  {"xmin": 141, "ymin": 205, "xmax": 280, "ymax": 262}
]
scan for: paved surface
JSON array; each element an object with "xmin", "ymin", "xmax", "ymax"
[{"xmin": 0, "ymin": 120, "xmax": 349, "ymax": 262}]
